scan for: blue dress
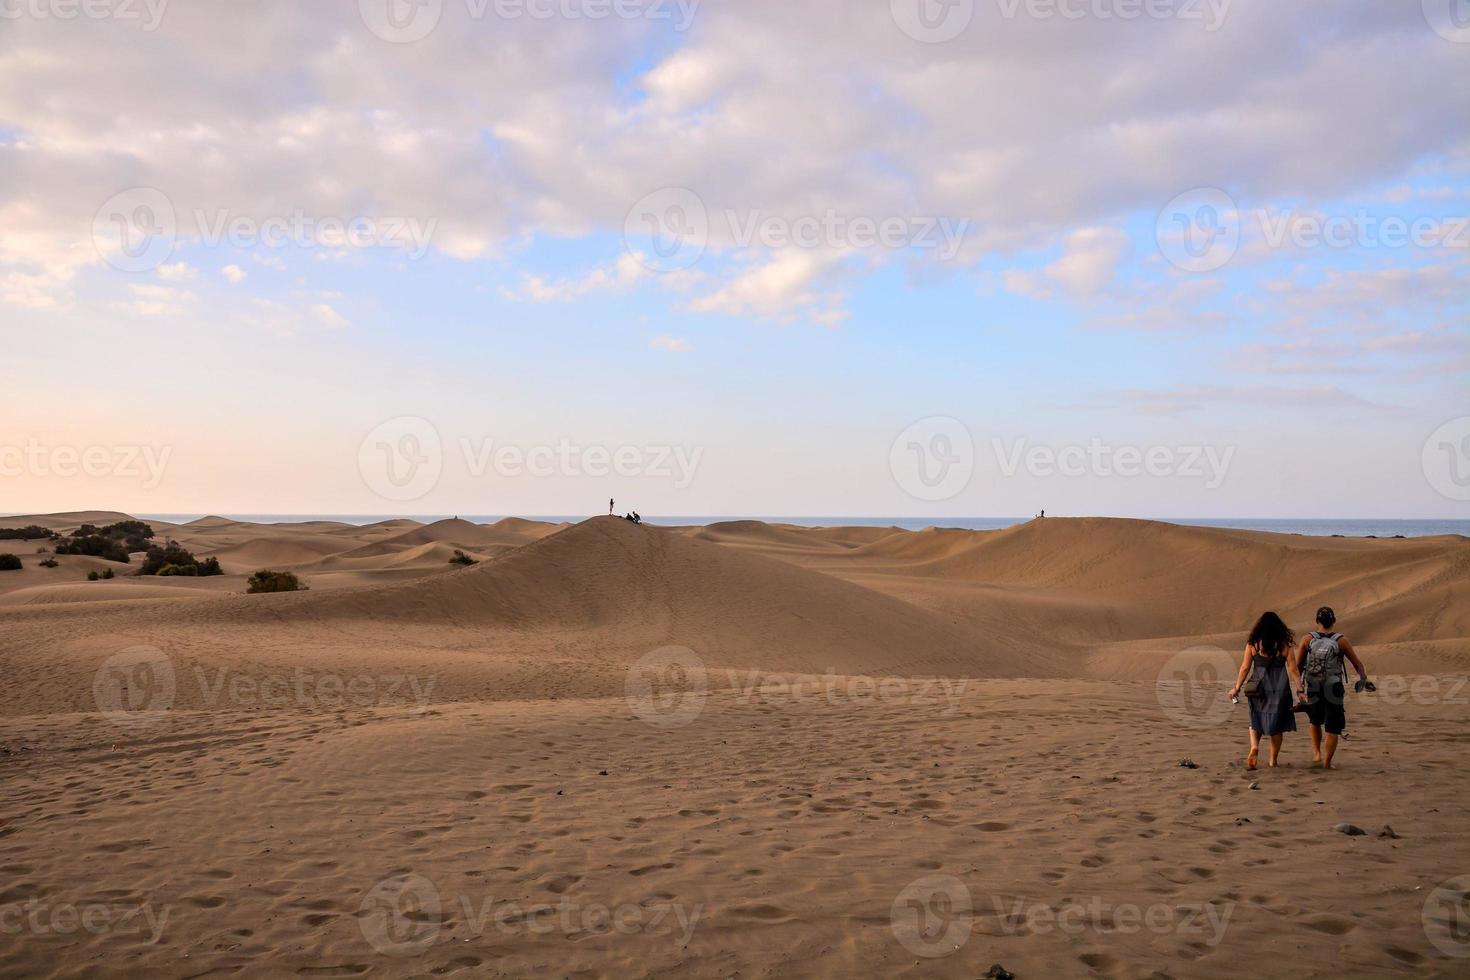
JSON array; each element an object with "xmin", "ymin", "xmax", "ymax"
[{"xmin": 1247, "ymin": 650, "xmax": 1298, "ymax": 736}]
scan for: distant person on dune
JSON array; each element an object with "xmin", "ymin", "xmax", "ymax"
[
  {"xmin": 1227, "ymin": 611, "xmax": 1300, "ymax": 770},
  {"xmin": 1293, "ymin": 606, "xmax": 1373, "ymax": 770},
  {"xmin": 609, "ymin": 498, "xmax": 615, "ymax": 516}
]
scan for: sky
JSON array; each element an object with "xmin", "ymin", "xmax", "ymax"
[{"xmin": 1, "ymin": 0, "xmax": 1467, "ymax": 519}]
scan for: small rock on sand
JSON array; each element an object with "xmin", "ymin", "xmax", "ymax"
[{"xmin": 1333, "ymin": 822, "xmax": 1366, "ymax": 836}]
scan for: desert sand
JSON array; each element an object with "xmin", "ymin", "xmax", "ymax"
[{"xmin": 1, "ymin": 513, "xmax": 1468, "ymax": 978}]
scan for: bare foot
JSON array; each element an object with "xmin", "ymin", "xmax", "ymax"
[
  {"xmin": 1309, "ymin": 760, "xmax": 1324, "ymax": 770},
  {"xmin": 1246, "ymin": 750, "xmax": 1258, "ymax": 771}
]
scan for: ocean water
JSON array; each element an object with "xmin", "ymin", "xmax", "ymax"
[{"xmin": 132, "ymin": 515, "xmax": 1470, "ymax": 539}]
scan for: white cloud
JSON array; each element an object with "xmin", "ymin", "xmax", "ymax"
[
  {"xmin": 0, "ymin": 3, "xmax": 1464, "ymax": 326},
  {"xmin": 158, "ymin": 262, "xmax": 197, "ymax": 281},
  {"xmin": 1002, "ymin": 226, "xmax": 1128, "ymax": 300},
  {"xmin": 222, "ymin": 264, "xmax": 247, "ymax": 284},
  {"xmin": 124, "ymin": 282, "xmax": 190, "ymax": 316},
  {"xmin": 651, "ymin": 334, "xmax": 691, "ymax": 352},
  {"xmin": 507, "ymin": 252, "xmax": 648, "ymax": 302},
  {"xmin": 312, "ymin": 303, "xmax": 349, "ymax": 328},
  {"xmin": 1043, "ymin": 227, "xmax": 1129, "ymax": 298},
  {"xmin": 685, "ymin": 250, "xmax": 849, "ymax": 324}
]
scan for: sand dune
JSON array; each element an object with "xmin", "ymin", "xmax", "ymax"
[
  {"xmin": 689, "ymin": 519, "xmax": 853, "ymax": 553},
  {"xmin": 209, "ymin": 534, "xmax": 357, "ymax": 570},
  {"xmin": 3, "ymin": 510, "xmax": 1469, "ymax": 977},
  {"xmin": 330, "ymin": 516, "xmax": 557, "ymax": 560},
  {"xmin": 3, "ymin": 513, "xmax": 1466, "ymax": 679},
  {"xmin": 191, "ymin": 516, "xmax": 1004, "ymax": 678}
]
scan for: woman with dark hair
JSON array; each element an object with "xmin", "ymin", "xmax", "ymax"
[{"xmin": 1227, "ymin": 611, "xmax": 1301, "ymax": 770}]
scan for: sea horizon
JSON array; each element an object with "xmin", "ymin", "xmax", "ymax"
[{"xmin": 80, "ymin": 514, "xmax": 1470, "ymax": 539}]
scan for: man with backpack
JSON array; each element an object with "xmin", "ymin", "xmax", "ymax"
[{"xmin": 1293, "ymin": 606, "xmax": 1374, "ymax": 770}]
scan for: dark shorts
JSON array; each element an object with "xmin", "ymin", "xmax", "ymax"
[{"xmin": 1304, "ymin": 679, "xmax": 1346, "ymax": 735}]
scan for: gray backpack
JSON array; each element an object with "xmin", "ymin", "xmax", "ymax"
[{"xmin": 1304, "ymin": 631, "xmax": 1344, "ymax": 686}]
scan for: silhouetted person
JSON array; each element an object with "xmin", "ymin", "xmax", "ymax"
[{"xmin": 609, "ymin": 498, "xmax": 615, "ymax": 516}]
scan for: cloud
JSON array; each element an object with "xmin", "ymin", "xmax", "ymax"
[
  {"xmin": 685, "ymin": 250, "xmax": 850, "ymax": 324},
  {"xmin": 222, "ymin": 264, "xmax": 247, "ymax": 284},
  {"xmin": 505, "ymin": 252, "xmax": 649, "ymax": 302},
  {"xmin": 157, "ymin": 262, "xmax": 197, "ymax": 281},
  {"xmin": 124, "ymin": 282, "xmax": 190, "ymax": 316},
  {"xmin": 1004, "ymin": 226, "xmax": 1129, "ymax": 299},
  {"xmin": 1, "ymin": 3, "xmax": 1463, "ymax": 315},
  {"xmin": 651, "ymin": 334, "xmax": 691, "ymax": 352},
  {"xmin": 1114, "ymin": 383, "xmax": 1393, "ymax": 417},
  {"xmin": 311, "ymin": 303, "xmax": 349, "ymax": 328},
  {"xmin": 1043, "ymin": 227, "xmax": 1129, "ymax": 297}
]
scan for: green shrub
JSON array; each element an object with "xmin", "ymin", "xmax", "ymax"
[
  {"xmin": 0, "ymin": 525, "xmax": 56, "ymax": 541},
  {"xmin": 38, "ymin": 558, "xmax": 59, "ymax": 568},
  {"xmin": 88, "ymin": 571, "xmax": 100, "ymax": 581},
  {"xmin": 0, "ymin": 554, "xmax": 22, "ymax": 571},
  {"xmin": 56, "ymin": 521, "xmax": 154, "ymax": 562},
  {"xmin": 55, "ymin": 534, "xmax": 130, "ymax": 563},
  {"xmin": 449, "ymin": 549, "xmax": 478, "ymax": 566},
  {"xmin": 101, "ymin": 567, "xmax": 115, "ymax": 580},
  {"xmin": 139, "ymin": 540, "xmax": 221, "ymax": 576},
  {"xmin": 246, "ymin": 570, "xmax": 306, "ymax": 594}
]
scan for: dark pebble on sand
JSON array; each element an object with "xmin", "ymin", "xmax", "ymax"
[
  {"xmin": 1333, "ymin": 822, "xmax": 1366, "ymax": 836},
  {"xmin": 984, "ymin": 965, "xmax": 1015, "ymax": 980},
  {"xmin": 1179, "ymin": 759, "xmax": 1198, "ymax": 769}
]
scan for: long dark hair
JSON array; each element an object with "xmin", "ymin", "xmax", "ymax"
[{"xmin": 1248, "ymin": 611, "xmax": 1295, "ymax": 657}]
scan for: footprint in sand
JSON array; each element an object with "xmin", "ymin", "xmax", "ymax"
[
  {"xmin": 1383, "ymin": 946, "xmax": 1425, "ymax": 965},
  {"xmin": 1298, "ymin": 913, "xmax": 1356, "ymax": 935},
  {"xmin": 732, "ymin": 903, "xmax": 793, "ymax": 922},
  {"xmin": 542, "ymin": 873, "xmax": 581, "ymax": 894}
]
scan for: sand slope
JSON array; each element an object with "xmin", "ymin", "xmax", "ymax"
[{"xmin": 3, "ymin": 512, "xmax": 1470, "ymax": 978}]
